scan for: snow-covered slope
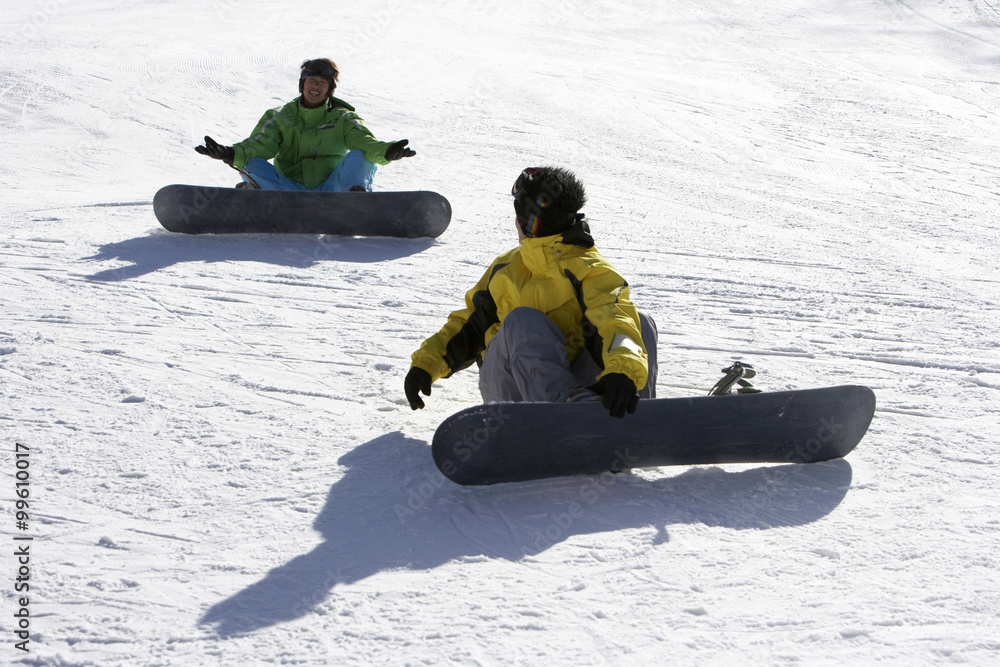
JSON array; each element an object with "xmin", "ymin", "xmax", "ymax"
[{"xmin": 2, "ymin": 1, "xmax": 999, "ymax": 664}]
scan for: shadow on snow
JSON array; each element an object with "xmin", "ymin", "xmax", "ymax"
[
  {"xmin": 82, "ymin": 230, "xmax": 438, "ymax": 281},
  {"xmin": 200, "ymin": 431, "xmax": 854, "ymax": 638}
]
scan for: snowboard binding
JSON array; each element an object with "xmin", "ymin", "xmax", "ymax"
[
  {"xmin": 235, "ymin": 168, "xmax": 261, "ymax": 190},
  {"xmin": 709, "ymin": 361, "xmax": 763, "ymax": 396}
]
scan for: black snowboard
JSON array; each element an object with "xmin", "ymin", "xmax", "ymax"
[
  {"xmin": 153, "ymin": 185, "xmax": 451, "ymax": 238},
  {"xmin": 432, "ymin": 385, "xmax": 876, "ymax": 486}
]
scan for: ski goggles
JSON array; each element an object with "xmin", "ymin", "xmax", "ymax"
[
  {"xmin": 300, "ymin": 67, "xmax": 335, "ymax": 82},
  {"xmin": 512, "ymin": 168, "xmax": 553, "ymax": 207},
  {"xmin": 512, "ymin": 168, "xmax": 552, "ymax": 236},
  {"xmin": 512, "ymin": 168, "xmax": 542, "ymax": 201}
]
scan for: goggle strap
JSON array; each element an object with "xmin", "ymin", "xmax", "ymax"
[{"xmin": 528, "ymin": 213, "xmax": 541, "ymax": 236}]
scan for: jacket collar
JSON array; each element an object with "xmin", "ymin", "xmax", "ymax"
[
  {"xmin": 519, "ymin": 235, "xmax": 569, "ymax": 272},
  {"xmin": 518, "ymin": 216, "xmax": 595, "ymax": 271},
  {"xmin": 329, "ymin": 96, "xmax": 355, "ymax": 111},
  {"xmin": 295, "ymin": 96, "xmax": 356, "ymax": 113}
]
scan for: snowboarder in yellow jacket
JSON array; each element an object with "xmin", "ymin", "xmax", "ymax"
[
  {"xmin": 406, "ymin": 167, "xmax": 658, "ymax": 418},
  {"xmin": 195, "ymin": 58, "xmax": 415, "ymax": 192}
]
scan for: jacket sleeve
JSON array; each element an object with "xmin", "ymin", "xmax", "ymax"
[
  {"xmin": 341, "ymin": 112, "xmax": 393, "ymax": 166},
  {"xmin": 410, "ymin": 260, "xmax": 506, "ymax": 382},
  {"xmin": 230, "ymin": 108, "xmax": 283, "ymax": 169},
  {"xmin": 566, "ymin": 265, "xmax": 648, "ymax": 390}
]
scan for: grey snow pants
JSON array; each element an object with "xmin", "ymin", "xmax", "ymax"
[{"xmin": 478, "ymin": 307, "xmax": 658, "ymax": 403}]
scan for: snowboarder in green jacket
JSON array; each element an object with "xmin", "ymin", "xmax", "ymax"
[{"xmin": 195, "ymin": 58, "xmax": 415, "ymax": 192}]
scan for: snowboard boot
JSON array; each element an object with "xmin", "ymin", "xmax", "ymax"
[
  {"xmin": 236, "ymin": 169, "xmax": 260, "ymax": 189},
  {"xmin": 709, "ymin": 361, "xmax": 763, "ymax": 396},
  {"xmin": 564, "ymin": 387, "xmax": 602, "ymax": 403}
]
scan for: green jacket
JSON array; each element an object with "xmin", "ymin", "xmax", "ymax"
[
  {"xmin": 411, "ymin": 233, "xmax": 649, "ymax": 390},
  {"xmin": 230, "ymin": 97, "xmax": 393, "ymax": 188}
]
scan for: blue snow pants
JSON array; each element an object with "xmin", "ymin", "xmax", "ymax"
[{"xmin": 241, "ymin": 151, "xmax": 377, "ymax": 192}]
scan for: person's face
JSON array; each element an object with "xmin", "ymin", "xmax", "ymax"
[
  {"xmin": 515, "ymin": 217, "xmax": 527, "ymax": 241},
  {"xmin": 301, "ymin": 76, "xmax": 330, "ymax": 108}
]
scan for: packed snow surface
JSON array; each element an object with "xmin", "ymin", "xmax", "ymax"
[{"xmin": 2, "ymin": 0, "xmax": 999, "ymax": 664}]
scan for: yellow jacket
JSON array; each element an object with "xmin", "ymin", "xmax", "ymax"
[{"xmin": 411, "ymin": 232, "xmax": 648, "ymax": 390}]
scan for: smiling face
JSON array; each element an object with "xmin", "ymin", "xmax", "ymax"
[{"xmin": 300, "ymin": 75, "xmax": 331, "ymax": 108}]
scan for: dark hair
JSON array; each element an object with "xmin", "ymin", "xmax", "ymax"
[
  {"xmin": 513, "ymin": 166, "xmax": 587, "ymax": 238},
  {"xmin": 299, "ymin": 58, "xmax": 340, "ymax": 98}
]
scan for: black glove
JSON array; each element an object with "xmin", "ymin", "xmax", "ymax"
[
  {"xmin": 385, "ymin": 139, "xmax": 416, "ymax": 161},
  {"xmin": 195, "ymin": 136, "xmax": 235, "ymax": 165},
  {"xmin": 591, "ymin": 373, "xmax": 639, "ymax": 419},
  {"xmin": 404, "ymin": 367, "xmax": 432, "ymax": 410}
]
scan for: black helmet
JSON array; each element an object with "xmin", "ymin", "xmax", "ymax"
[
  {"xmin": 511, "ymin": 166, "xmax": 587, "ymax": 238},
  {"xmin": 299, "ymin": 58, "xmax": 339, "ymax": 98}
]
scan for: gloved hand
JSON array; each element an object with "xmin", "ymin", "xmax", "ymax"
[
  {"xmin": 195, "ymin": 136, "xmax": 235, "ymax": 165},
  {"xmin": 385, "ymin": 139, "xmax": 416, "ymax": 161},
  {"xmin": 591, "ymin": 373, "xmax": 639, "ymax": 419},
  {"xmin": 404, "ymin": 367, "xmax": 433, "ymax": 410}
]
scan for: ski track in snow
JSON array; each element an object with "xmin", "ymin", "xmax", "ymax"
[{"xmin": 1, "ymin": 0, "xmax": 1000, "ymax": 664}]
